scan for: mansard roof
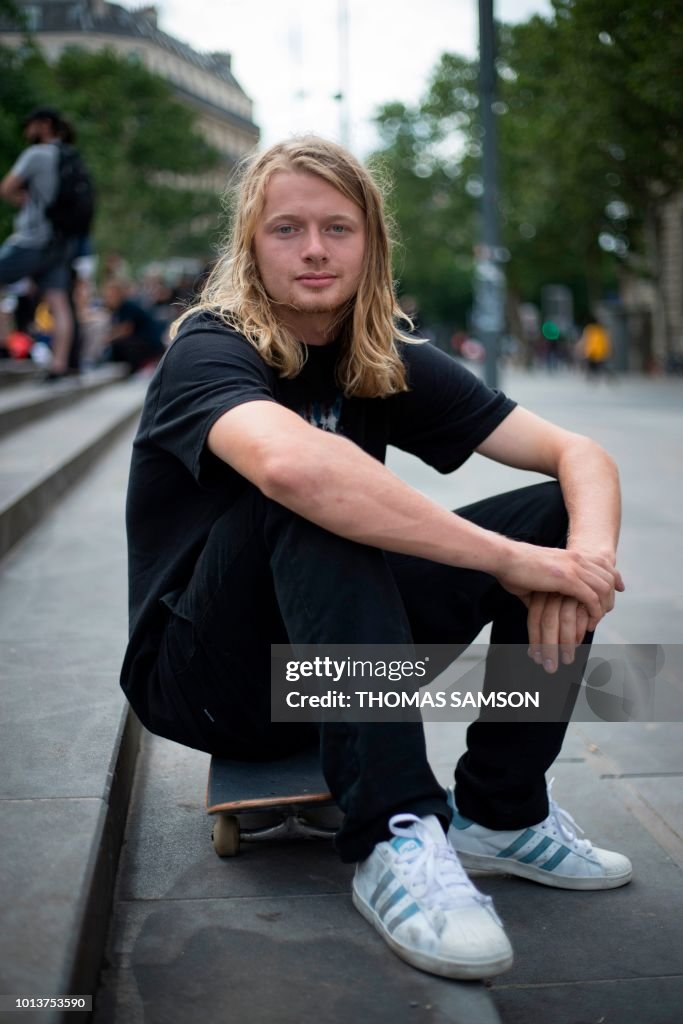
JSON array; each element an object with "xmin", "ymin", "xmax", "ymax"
[{"xmin": 4, "ymin": 1, "xmax": 247, "ymax": 96}]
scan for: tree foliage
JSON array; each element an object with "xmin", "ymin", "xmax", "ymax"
[
  {"xmin": 0, "ymin": 42, "xmax": 226, "ymax": 268},
  {"xmin": 373, "ymin": 0, "xmax": 683, "ymax": 328}
]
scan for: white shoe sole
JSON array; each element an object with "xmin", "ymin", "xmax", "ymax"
[
  {"xmin": 456, "ymin": 850, "xmax": 633, "ymax": 890},
  {"xmin": 352, "ymin": 887, "xmax": 514, "ymax": 980}
]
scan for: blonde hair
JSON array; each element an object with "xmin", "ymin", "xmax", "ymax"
[{"xmin": 172, "ymin": 135, "xmax": 416, "ymax": 398}]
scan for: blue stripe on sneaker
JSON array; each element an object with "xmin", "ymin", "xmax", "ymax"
[
  {"xmin": 391, "ymin": 836, "xmax": 417, "ymax": 851},
  {"xmin": 447, "ymin": 789, "xmax": 474, "ymax": 830},
  {"xmin": 378, "ymin": 884, "xmax": 408, "ymax": 917},
  {"xmin": 449, "ymin": 808, "xmax": 474, "ymax": 831},
  {"xmin": 369, "ymin": 870, "xmax": 395, "ymax": 909},
  {"xmin": 386, "ymin": 902, "xmax": 420, "ymax": 934},
  {"xmin": 519, "ymin": 836, "xmax": 553, "ymax": 864},
  {"xmin": 541, "ymin": 845, "xmax": 572, "ymax": 872},
  {"xmin": 496, "ymin": 828, "xmax": 536, "ymax": 858}
]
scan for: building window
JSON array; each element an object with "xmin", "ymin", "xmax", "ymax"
[{"xmin": 23, "ymin": 5, "xmax": 42, "ymax": 30}]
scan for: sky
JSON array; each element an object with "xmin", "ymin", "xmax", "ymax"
[{"xmin": 155, "ymin": 0, "xmax": 552, "ymax": 156}]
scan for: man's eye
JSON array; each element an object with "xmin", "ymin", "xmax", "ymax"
[
  {"xmin": 276, "ymin": 225, "xmax": 294, "ymax": 235},
  {"xmin": 329, "ymin": 225, "xmax": 348, "ymax": 234}
]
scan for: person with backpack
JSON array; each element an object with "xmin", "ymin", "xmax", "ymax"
[{"xmin": 0, "ymin": 106, "xmax": 94, "ymax": 380}]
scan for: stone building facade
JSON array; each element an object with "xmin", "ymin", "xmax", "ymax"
[
  {"xmin": 617, "ymin": 195, "xmax": 683, "ymax": 373},
  {"xmin": 0, "ymin": 0, "xmax": 259, "ymax": 167},
  {"xmin": 657, "ymin": 194, "xmax": 683, "ymax": 370}
]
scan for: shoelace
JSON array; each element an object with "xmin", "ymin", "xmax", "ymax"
[
  {"xmin": 544, "ymin": 778, "xmax": 594, "ymax": 855},
  {"xmin": 388, "ymin": 813, "xmax": 499, "ymax": 918}
]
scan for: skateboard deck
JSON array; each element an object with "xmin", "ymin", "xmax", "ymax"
[{"xmin": 207, "ymin": 747, "xmax": 337, "ymax": 857}]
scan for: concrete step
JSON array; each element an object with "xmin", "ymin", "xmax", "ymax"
[
  {"xmin": 0, "ymin": 424, "xmax": 142, "ymax": 1024},
  {"xmin": 0, "ymin": 379, "xmax": 146, "ymax": 560},
  {"xmin": 0, "ymin": 359, "xmax": 43, "ymax": 388},
  {"xmin": 94, "ymin": 733, "xmax": 504, "ymax": 1024},
  {"xmin": 0, "ymin": 366, "xmax": 127, "ymax": 438}
]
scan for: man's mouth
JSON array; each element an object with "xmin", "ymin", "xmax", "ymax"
[{"xmin": 296, "ymin": 273, "xmax": 337, "ymax": 288}]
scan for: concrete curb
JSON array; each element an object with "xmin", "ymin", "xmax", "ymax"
[
  {"xmin": 0, "ymin": 368, "xmax": 128, "ymax": 439},
  {"xmin": 0, "ymin": 421, "xmax": 145, "ymax": 1023},
  {"xmin": 0, "ymin": 361, "xmax": 42, "ymax": 387},
  {"xmin": 0, "ymin": 383, "xmax": 145, "ymax": 560},
  {"xmin": 59, "ymin": 707, "xmax": 142, "ymax": 1024}
]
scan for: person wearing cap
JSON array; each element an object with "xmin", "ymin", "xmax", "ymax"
[{"xmin": 0, "ymin": 106, "xmax": 75, "ymax": 379}]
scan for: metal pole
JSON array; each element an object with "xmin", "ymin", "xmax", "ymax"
[
  {"xmin": 338, "ymin": 0, "xmax": 351, "ymax": 148},
  {"xmin": 472, "ymin": 0, "xmax": 504, "ymax": 388}
]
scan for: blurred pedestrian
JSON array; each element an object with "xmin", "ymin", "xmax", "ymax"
[
  {"xmin": 0, "ymin": 107, "xmax": 79, "ymax": 379},
  {"xmin": 101, "ymin": 279, "xmax": 165, "ymax": 375},
  {"xmin": 579, "ymin": 320, "xmax": 612, "ymax": 378}
]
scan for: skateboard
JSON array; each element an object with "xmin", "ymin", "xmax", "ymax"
[{"xmin": 206, "ymin": 747, "xmax": 339, "ymax": 857}]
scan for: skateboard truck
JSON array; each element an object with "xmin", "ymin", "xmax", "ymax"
[{"xmin": 207, "ymin": 750, "xmax": 341, "ymax": 857}]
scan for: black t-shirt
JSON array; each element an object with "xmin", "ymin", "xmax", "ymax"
[{"xmin": 121, "ymin": 314, "xmax": 516, "ymax": 701}]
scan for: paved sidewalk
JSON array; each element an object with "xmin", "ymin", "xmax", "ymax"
[{"xmin": 94, "ymin": 369, "xmax": 683, "ymax": 1024}]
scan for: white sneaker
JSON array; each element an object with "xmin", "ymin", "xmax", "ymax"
[
  {"xmin": 352, "ymin": 813, "xmax": 513, "ymax": 979},
  {"xmin": 447, "ymin": 780, "xmax": 633, "ymax": 891}
]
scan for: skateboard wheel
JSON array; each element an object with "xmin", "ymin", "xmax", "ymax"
[{"xmin": 212, "ymin": 814, "xmax": 240, "ymax": 857}]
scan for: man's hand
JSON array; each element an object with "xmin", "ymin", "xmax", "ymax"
[
  {"xmin": 496, "ymin": 542, "xmax": 624, "ymax": 616},
  {"xmin": 495, "ymin": 542, "xmax": 624, "ymax": 673},
  {"xmin": 495, "ymin": 541, "xmax": 624, "ymax": 669},
  {"xmin": 525, "ymin": 594, "xmax": 592, "ymax": 673}
]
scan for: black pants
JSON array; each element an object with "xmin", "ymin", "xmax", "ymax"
[{"xmin": 149, "ymin": 479, "xmax": 589, "ymax": 862}]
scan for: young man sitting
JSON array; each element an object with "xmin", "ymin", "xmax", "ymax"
[{"xmin": 121, "ymin": 136, "xmax": 629, "ymax": 980}]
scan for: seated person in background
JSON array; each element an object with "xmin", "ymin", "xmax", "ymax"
[{"xmin": 102, "ymin": 279, "xmax": 165, "ymax": 375}]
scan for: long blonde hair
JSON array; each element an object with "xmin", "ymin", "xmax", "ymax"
[{"xmin": 172, "ymin": 136, "xmax": 416, "ymax": 398}]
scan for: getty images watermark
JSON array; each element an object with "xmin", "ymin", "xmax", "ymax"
[{"xmin": 270, "ymin": 644, "xmax": 680, "ymax": 723}]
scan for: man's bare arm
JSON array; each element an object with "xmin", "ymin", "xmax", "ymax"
[
  {"xmin": 476, "ymin": 405, "xmax": 624, "ymax": 666},
  {"xmin": 0, "ymin": 171, "xmax": 27, "ymax": 206},
  {"xmin": 208, "ymin": 401, "xmax": 621, "ymax": 624},
  {"xmin": 475, "ymin": 405, "xmax": 621, "ymax": 559},
  {"xmin": 106, "ymin": 320, "xmax": 134, "ymax": 342}
]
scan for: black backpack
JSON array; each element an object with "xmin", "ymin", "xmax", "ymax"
[{"xmin": 46, "ymin": 143, "xmax": 95, "ymax": 239}]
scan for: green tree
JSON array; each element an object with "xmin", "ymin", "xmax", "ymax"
[
  {"xmin": 0, "ymin": 9, "xmax": 51, "ymax": 241},
  {"xmin": 50, "ymin": 47, "xmax": 225, "ymax": 266},
  {"xmin": 550, "ymin": 0, "xmax": 683, "ymax": 347},
  {"xmin": 373, "ymin": 0, "xmax": 683, "ymax": 342},
  {"xmin": 0, "ymin": 43, "xmax": 226, "ymax": 267},
  {"xmin": 374, "ymin": 90, "xmax": 477, "ymax": 333}
]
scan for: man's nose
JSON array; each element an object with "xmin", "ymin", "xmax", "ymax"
[{"xmin": 301, "ymin": 229, "xmax": 328, "ymax": 261}]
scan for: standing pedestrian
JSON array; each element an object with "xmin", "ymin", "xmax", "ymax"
[{"xmin": 0, "ymin": 107, "xmax": 77, "ymax": 379}]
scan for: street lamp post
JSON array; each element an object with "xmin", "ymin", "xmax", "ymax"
[
  {"xmin": 337, "ymin": 0, "xmax": 350, "ymax": 148},
  {"xmin": 472, "ymin": 0, "xmax": 505, "ymax": 389}
]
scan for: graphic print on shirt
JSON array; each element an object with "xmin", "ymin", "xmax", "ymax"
[{"xmin": 299, "ymin": 394, "xmax": 343, "ymax": 433}]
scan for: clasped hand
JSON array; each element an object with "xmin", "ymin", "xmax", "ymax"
[{"xmin": 496, "ymin": 543, "xmax": 625, "ymax": 674}]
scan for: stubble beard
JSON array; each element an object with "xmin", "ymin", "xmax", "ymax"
[
  {"xmin": 283, "ymin": 282, "xmax": 356, "ymax": 320},
  {"xmin": 284, "ymin": 291, "xmax": 341, "ymax": 317}
]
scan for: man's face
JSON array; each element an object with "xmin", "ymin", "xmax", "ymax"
[
  {"xmin": 252, "ymin": 171, "xmax": 366, "ymax": 340},
  {"xmin": 102, "ymin": 283, "xmax": 124, "ymax": 311},
  {"xmin": 24, "ymin": 118, "xmax": 50, "ymax": 144}
]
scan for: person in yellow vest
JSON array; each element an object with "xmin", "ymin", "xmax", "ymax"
[
  {"xmin": 580, "ymin": 322, "xmax": 612, "ymax": 377},
  {"xmin": 34, "ymin": 299, "xmax": 54, "ymax": 336}
]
